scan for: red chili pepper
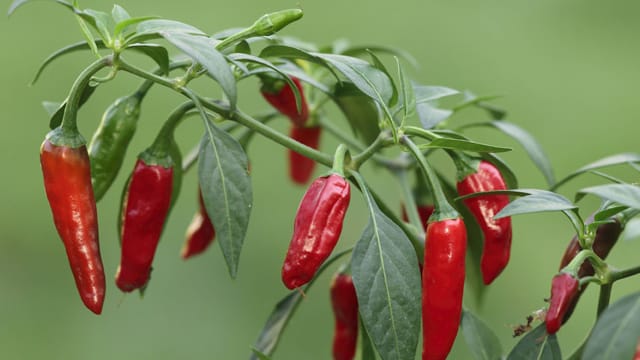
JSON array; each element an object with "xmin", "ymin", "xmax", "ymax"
[
  {"xmin": 557, "ymin": 218, "xmax": 622, "ymax": 323},
  {"xmin": 401, "ymin": 204, "xmax": 435, "ymax": 230},
  {"xmin": 457, "ymin": 160, "xmax": 512, "ymax": 285},
  {"xmin": 330, "ymin": 272, "xmax": 359, "ymax": 360},
  {"xmin": 634, "ymin": 337, "xmax": 640, "ymax": 360},
  {"xmin": 282, "ymin": 174, "xmax": 350, "ymax": 289},
  {"xmin": 261, "ymin": 76, "xmax": 309, "ymax": 127},
  {"xmin": 181, "ymin": 188, "xmax": 216, "ymax": 259},
  {"xmin": 288, "ymin": 125, "xmax": 321, "ymax": 185},
  {"xmin": 545, "ymin": 272, "xmax": 579, "ymax": 334},
  {"xmin": 115, "ymin": 156, "xmax": 173, "ymax": 292},
  {"xmin": 422, "ymin": 218, "xmax": 467, "ymax": 360},
  {"xmin": 40, "ymin": 131, "xmax": 105, "ymax": 314}
]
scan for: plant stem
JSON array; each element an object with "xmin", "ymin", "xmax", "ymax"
[
  {"xmin": 61, "ymin": 56, "xmax": 112, "ymax": 134},
  {"xmin": 596, "ymin": 283, "xmax": 613, "ymax": 317},
  {"xmin": 352, "ymin": 132, "xmax": 393, "ymax": 168},
  {"xmin": 611, "ymin": 265, "xmax": 640, "ymax": 281}
]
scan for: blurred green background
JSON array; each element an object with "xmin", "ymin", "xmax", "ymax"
[{"xmin": 2, "ymin": 0, "xmax": 640, "ymax": 359}]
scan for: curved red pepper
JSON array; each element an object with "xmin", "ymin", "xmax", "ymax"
[
  {"xmin": 330, "ymin": 273, "xmax": 359, "ymax": 360},
  {"xmin": 282, "ymin": 174, "xmax": 351, "ymax": 289},
  {"xmin": 40, "ymin": 137, "xmax": 105, "ymax": 314},
  {"xmin": 422, "ymin": 218, "xmax": 467, "ymax": 360},
  {"xmin": 557, "ymin": 218, "xmax": 622, "ymax": 323},
  {"xmin": 181, "ymin": 188, "xmax": 216, "ymax": 259},
  {"xmin": 545, "ymin": 273, "xmax": 579, "ymax": 334},
  {"xmin": 261, "ymin": 77, "xmax": 309, "ymax": 127},
  {"xmin": 457, "ymin": 160, "xmax": 512, "ymax": 285},
  {"xmin": 288, "ymin": 126, "xmax": 321, "ymax": 185},
  {"xmin": 115, "ymin": 158, "xmax": 173, "ymax": 292}
]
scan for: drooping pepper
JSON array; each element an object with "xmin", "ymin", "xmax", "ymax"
[
  {"xmin": 88, "ymin": 92, "xmax": 142, "ymax": 201},
  {"xmin": 330, "ymin": 272, "xmax": 359, "ymax": 360},
  {"xmin": 282, "ymin": 173, "xmax": 351, "ymax": 289},
  {"xmin": 288, "ymin": 125, "xmax": 321, "ymax": 184},
  {"xmin": 40, "ymin": 128, "xmax": 105, "ymax": 314},
  {"xmin": 545, "ymin": 272, "xmax": 580, "ymax": 334},
  {"xmin": 456, "ymin": 159, "xmax": 512, "ymax": 285},
  {"xmin": 260, "ymin": 76, "xmax": 309, "ymax": 127},
  {"xmin": 422, "ymin": 218, "xmax": 467, "ymax": 360},
  {"xmin": 181, "ymin": 188, "xmax": 216, "ymax": 259},
  {"xmin": 557, "ymin": 217, "xmax": 622, "ymax": 323}
]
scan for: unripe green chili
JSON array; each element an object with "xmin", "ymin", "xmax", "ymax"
[
  {"xmin": 282, "ymin": 173, "xmax": 351, "ymax": 289},
  {"xmin": 88, "ymin": 92, "xmax": 142, "ymax": 201}
]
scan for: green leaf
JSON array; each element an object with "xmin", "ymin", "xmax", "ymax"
[
  {"xmin": 593, "ymin": 205, "xmax": 627, "ymax": 222},
  {"xmin": 8, "ymin": 0, "xmax": 73, "ymax": 16},
  {"xmin": 417, "ymin": 102, "xmax": 453, "ymax": 129},
  {"xmin": 454, "ymin": 92, "xmax": 506, "ymax": 119},
  {"xmin": 361, "ymin": 321, "xmax": 378, "ymax": 360},
  {"xmin": 351, "ymin": 175, "xmax": 421, "ymax": 360},
  {"xmin": 368, "ymin": 50, "xmax": 398, "ymax": 107},
  {"xmin": 461, "ymin": 310, "xmax": 503, "ymax": 360},
  {"xmin": 423, "ymin": 137, "xmax": 511, "ymax": 153},
  {"xmin": 458, "ymin": 120, "xmax": 556, "ymax": 187},
  {"xmin": 249, "ymin": 249, "xmax": 351, "ymax": 360},
  {"xmin": 333, "ymin": 82, "xmax": 381, "ymax": 145},
  {"xmin": 396, "ymin": 58, "xmax": 415, "ymax": 124},
  {"xmin": 552, "ymin": 153, "xmax": 640, "ymax": 191},
  {"xmin": 81, "ymin": 9, "xmax": 115, "ymax": 44},
  {"xmin": 161, "ymin": 32, "xmax": 237, "ymax": 109},
  {"xmin": 583, "ymin": 291, "xmax": 640, "ymax": 360},
  {"xmin": 481, "ymin": 153, "xmax": 519, "ymax": 189},
  {"xmin": 621, "ymin": 218, "xmax": 640, "ymax": 242},
  {"xmin": 506, "ymin": 323, "xmax": 561, "ymax": 360},
  {"xmin": 577, "ymin": 184, "xmax": 640, "ymax": 209},
  {"xmin": 340, "ymin": 44, "xmax": 419, "ymax": 68},
  {"xmin": 198, "ymin": 117, "xmax": 251, "ymax": 277},
  {"xmin": 259, "ymin": 45, "xmax": 342, "ymax": 80},
  {"xmin": 113, "ymin": 16, "xmax": 158, "ymax": 38},
  {"xmin": 31, "ymin": 40, "xmax": 107, "ymax": 84},
  {"xmin": 42, "ymin": 101, "xmax": 62, "ymax": 116},
  {"xmin": 495, "ymin": 191, "xmax": 576, "ymax": 219},
  {"xmin": 75, "ymin": 14, "xmax": 100, "ymax": 57},
  {"xmin": 49, "ymin": 82, "xmax": 98, "ymax": 129},
  {"xmin": 111, "ymin": 4, "xmax": 129, "ymax": 23},
  {"xmin": 127, "ymin": 19, "xmax": 205, "ymax": 44},
  {"xmin": 414, "ymin": 85, "xmax": 459, "ymax": 104},
  {"xmin": 127, "ymin": 43, "xmax": 169, "ymax": 75}
]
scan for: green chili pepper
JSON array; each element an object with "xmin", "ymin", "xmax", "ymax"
[{"xmin": 88, "ymin": 92, "xmax": 142, "ymax": 201}]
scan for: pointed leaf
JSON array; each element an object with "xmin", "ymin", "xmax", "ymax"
[
  {"xmin": 368, "ymin": 50, "xmax": 398, "ymax": 107},
  {"xmin": 341, "ymin": 44, "xmax": 418, "ymax": 68},
  {"xmin": 8, "ymin": 0, "xmax": 73, "ymax": 16},
  {"xmin": 259, "ymin": 45, "xmax": 341, "ymax": 80},
  {"xmin": 361, "ymin": 322, "xmax": 378, "ymax": 360},
  {"xmin": 75, "ymin": 14, "xmax": 100, "ymax": 57},
  {"xmin": 49, "ymin": 82, "xmax": 97, "ymax": 129},
  {"xmin": 417, "ymin": 102, "xmax": 453, "ymax": 129},
  {"xmin": 127, "ymin": 43, "xmax": 169, "ymax": 75},
  {"xmin": 583, "ymin": 291, "xmax": 640, "ymax": 360},
  {"xmin": 495, "ymin": 191, "xmax": 576, "ymax": 219},
  {"xmin": 423, "ymin": 137, "xmax": 511, "ymax": 153},
  {"xmin": 414, "ymin": 85, "xmax": 459, "ymax": 104},
  {"xmin": 161, "ymin": 32, "xmax": 237, "ymax": 109},
  {"xmin": 396, "ymin": 58, "xmax": 415, "ymax": 123},
  {"xmin": 352, "ymin": 178, "xmax": 421, "ymax": 360},
  {"xmin": 553, "ymin": 153, "xmax": 640, "ymax": 190},
  {"xmin": 113, "ymin": 16, "xmax": 158, "ymax": 38},
  {"xmin": 127, "ymin": 19, "xmax": 205, "ymax": 44},
  {"xmin": 30, "ymin": 40, "xmax": 106, "ymax": 84},
  {"xmin": 81, "ymin": 9, "xmax": 114, "ymax": 43},
  {"xmin": 461, "ymin": 310, "xmax": 503, "ymax": 360},
  {"xmin": 577, "ymin": 184, "xmax": 640, "ymax": 209},
  {"xmin": 198, "ymin": 117, "xmax": 251, "ymax": 277},
  {"xmin": 507, "ymin": 323, "xmax": 561, "ymax": 360},
  {"xmin": 250, "ymin": 349, "xmax": 271, "ymax": 360},
  {"xmin": 111, "ymin": 4, "xmax": 130, "ymax": 23},
  {"xmin": 621, "ymin": 218, "xmax": 640, "ymax": 242}
]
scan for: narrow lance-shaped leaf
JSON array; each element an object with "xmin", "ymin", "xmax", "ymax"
[
  {"xmin": 126, "ymin": 43, "xmax": 170, "ymax": 75},
  {"xmin": 198, "ymin": 116, "xmax": 252, "ymax": 278},
  {"xmin": 111, "ymin": 4, "xmax": 130, "ymax": 23},
  {"xmin": 506, "ymin": 323, "xmax": 561, "ymax": 360},
  {"xmin": 368, "ymin": 50, "xmax": 398, "ymax": 107},
  {"xmin": 582, "ymin": 291, "xmax": 640, "ymax": 360},
  {"xmin": 396, "ymin": 57, "xmax": 415, "ymax": 125},
  {"xmin": 494, "ymin": 190, "xmax": 576, "ymax": 219},
  {"xmin": 417, "ymin": 102, "xmax": 453, "ymax": 129},
  {"xmin": 461, "ymin": 309, "xmax": 503, "ymax": 360},
  {"xmin": 552, "ymin": 153, "xmax": 640, "ymax": 191},
  {"xmin": 423, "ymin": 137, "xmax": 511, "ymax": 153},
  {"xmin": 351, "ymin": 173, "xmax": 421, "ymax": 360},
  {"xmin": 31, "ymin": 40, "xmax": 107, "ymax": 85},
  {"xmin": 8, "ymin": 0, "xmax": 74, "ymax": 17},
  {"xmin": 161, "ymin": 32, "xmax": 237, "ymax": 109},
  {"xmin": 49, "ymin": 82, "xmax": 98, "ymax": 129},
  {"xmin": 577, "ymin": 184, "xmax": 640, "ymax": 210}
]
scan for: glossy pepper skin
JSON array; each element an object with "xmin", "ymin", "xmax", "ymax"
[
  {"xmin": 40, "ymin": 133, "xmax": 105, "ymax": 314},
  {"xmin": 457, "ymin": 160, "xmax": 512, "ymax": 285},
  {"xmin": 557, "ymin": 218, "xmax": 622, "ymax": 323},
  {"xmin": 282, "ymin": 174, "xmax": 351, "ymax": 289},
  {"xmin": 422, "ymin": 218, "xmax": 467, "ymax": 360},
  {"xmin": 330, "ymin": 273, "xmax": 359, "ymax": 360},
  {"xmin": 88, "ymin": 93, "xmax": 141, "ymax": 201},
  {"xmin": 545, "ymin": 273, "xmax": 579, "ymax": 334},
  {"xmin": 181, "ymin": 188, "xmax": 216, "ymax": 259},
  {"xmin": 261, "ymin": 76, "xmax": 309, "ymax": 127},
  {"xmin": 288, "ymin": 125, "xmax": 321, "ymax": 184},
  {"xmin": 115, "ymin": 157, "xmax": 173, "ymax": 292}
]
